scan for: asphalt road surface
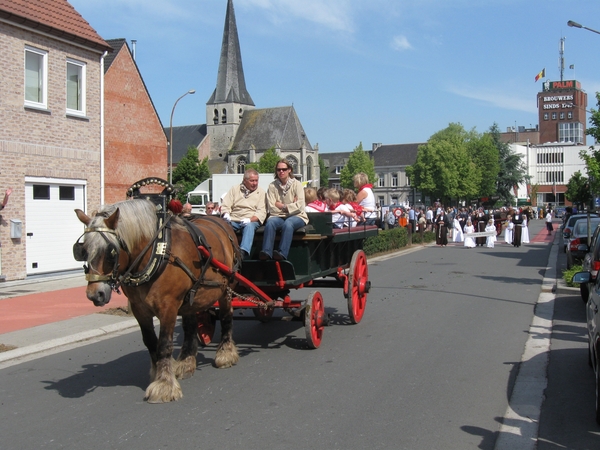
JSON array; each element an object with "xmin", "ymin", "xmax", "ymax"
[{"xmin": 0, "ymin": 224, "xmax": 598, "ymax": 449}]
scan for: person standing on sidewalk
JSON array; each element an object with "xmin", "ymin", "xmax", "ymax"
[{"xmin": 545, "ymin": 208, "xmax": 553, "ymax": 235}]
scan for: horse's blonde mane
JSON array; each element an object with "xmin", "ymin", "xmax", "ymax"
[{"xmin": 86, "ymin": 199, "xmax": 158, "ymax": 259}]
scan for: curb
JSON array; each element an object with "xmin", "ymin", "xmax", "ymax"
[{"xmin": 0, "ymin": 318, "xmax": 139, "ymax": 365}]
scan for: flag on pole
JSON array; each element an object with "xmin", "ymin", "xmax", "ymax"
[{"xmin": 535, "ymin": 68, "xmax": 545, "ymax": 82}]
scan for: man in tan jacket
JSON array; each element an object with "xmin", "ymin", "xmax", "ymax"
[{"xmin": 220, "ymin": 169, "xmax": 267, "ymax": 259}]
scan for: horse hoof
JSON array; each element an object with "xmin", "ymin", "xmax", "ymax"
[{"xmin": 145, "ymin": 380, "xmax": 183, "ymax": 403}]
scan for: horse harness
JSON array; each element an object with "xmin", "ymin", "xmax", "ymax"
[{"xmin": 74, "ymin": 213, "xmax": 241, "ymax": 305}]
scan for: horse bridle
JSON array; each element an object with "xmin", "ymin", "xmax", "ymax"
[{"xmin": 73, "ymin": 226, "xmax": 129, "ymax": 291}]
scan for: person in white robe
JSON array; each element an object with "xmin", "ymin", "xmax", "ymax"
[
  {"xmin": 453, "ymin": 217, "xmax": 464, "ymax": 243},
  {"xmin": 504, "ymin": 215, "xmax": 514, "ymax": 244},
  {"xmin": 521, "ymin": 214, "xmax": 530, "ymax": 244},
  {"xmin": 464, "ymin": 219, "xmax": 476, "ymax": 248},
  {"xmin": 485, "ymin": 219, "xmax": 497, "ymax": 248}
]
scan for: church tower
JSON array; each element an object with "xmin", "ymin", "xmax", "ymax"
[{"xmin": 206, "ymin": 0, "xmax": 255, "ymax": 160}]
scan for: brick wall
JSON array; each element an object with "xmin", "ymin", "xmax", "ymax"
[
  {"xmin": 104, "ymin": 46, "xmax": 167, "ymax": 204},
  {"xmin": 0, "ymin": 22, "xmax": 102, "ymax": 281}
]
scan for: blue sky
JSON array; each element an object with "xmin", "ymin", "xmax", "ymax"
[{"xmin": 69, "ymin": 0, "xmax": 600, "ymax": 152}]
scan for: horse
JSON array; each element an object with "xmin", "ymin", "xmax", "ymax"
[{"xmin": 74, "ymin": 199, "xmax": 241, "ymax": 403}]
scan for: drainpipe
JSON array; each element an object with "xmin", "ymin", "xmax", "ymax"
[{"xmin": 100, "ymin": 51, "xmax": 107, "ymax": 206}]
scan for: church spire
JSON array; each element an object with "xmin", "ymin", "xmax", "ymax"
[{"xmin": 208, "ymin": 0, "xmax": 254, "ymax": 106}]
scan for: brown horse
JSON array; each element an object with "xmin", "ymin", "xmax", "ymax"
[{"xmin": 74, "ymin": 199, "xmax": 240, "ymax": 403}]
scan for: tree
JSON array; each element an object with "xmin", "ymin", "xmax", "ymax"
[
  {"xmin": 319, "ymin": 156, "xmax": 329, "ymax": 188},
  {"xmin": 564, "ymin": 171, "xmax": 591, "ymax": 210},
  {"xmin": 581, "ymin": 92, "xmax": 600, "ymax": 195},
  {"xmin": 488, "ymin": 123, "xmax": 528, "ymax": 205},
  {"xmin": 246, "ymin": 147, "xmax": 280, "ymax": 175},
  {"xmin": 468, "ymin": 131, "xmax": 499, "ymax": 198},
  {"xmin": 339, "ymin": 142, "xmax": 375, "ymax": 189},
  {"xmin": 407, "ymin": 123, "xmax": 480, "ymax": 204},
  {"xmin": 172, "ymin": 146, "xmax": 210, "ymax": 202}
]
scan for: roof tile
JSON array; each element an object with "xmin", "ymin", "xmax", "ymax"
[{"xmin": 0, "ymin": 0, "xmax": 110, "ymax": 50}]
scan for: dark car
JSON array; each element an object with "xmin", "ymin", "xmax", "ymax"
[
  {"xmin": 566, "ymin": 218, "xmax": 600, "ymax": 269},
  {"xmin": 563, "ymin": 213, "xmax": 599, "ymax": 252},
  {"xmin": 580, "ymin": 225, "xmax": 600, "ymax": 302},
  {"xmin": 572, "ymin": 270, "xmax": 600, "ymax": 425}
]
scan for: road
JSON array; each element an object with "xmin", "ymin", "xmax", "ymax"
[{"xmin": 0, "ymin": 221, "xmax": 598, "ymax": 449}]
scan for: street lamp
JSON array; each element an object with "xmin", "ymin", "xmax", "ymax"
[
  {"xmin": 169, "ymin": 89, "xmax": 196, "ymax": 184},
  {"xmin": 567, "ymin": 20, "xmax": 600, "ymax": 36}
]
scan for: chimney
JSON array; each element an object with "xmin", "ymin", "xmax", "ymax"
[{"xmin": 131, "ymin": 40, "xmax": 137, "ymax": 60}]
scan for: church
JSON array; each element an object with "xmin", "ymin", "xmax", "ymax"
[{"xmin": 167, "ymin": 0, "xmax": 319, "ymax": 182}]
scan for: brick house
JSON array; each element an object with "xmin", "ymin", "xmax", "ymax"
[
  {"xmin": 103, "ymin": 39, "xmax": 167, "ymax": 204},
  {"xmin": 0, "ymin": 0, "xmax": 112, "ymax": 280}
]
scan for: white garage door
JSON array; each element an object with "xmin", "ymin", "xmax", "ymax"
[{"xmin": 25, "ymin": 178, "xmax": 86, "ymax": 275}]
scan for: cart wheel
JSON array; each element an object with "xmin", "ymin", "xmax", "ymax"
[
  {"xmin": 252, "ymin": 307, "xmax": 274, "ymax": 323},
  {"xmin": 305, "ymin": 291, "xmax": 326, "ymax": 349},
  {"xmin": 196, "ymin": 311, "xmax": 216, "ymax": 347},
  {"xmin": 347, "ymin": 249, "xmax": 369, "ymax": 324}
]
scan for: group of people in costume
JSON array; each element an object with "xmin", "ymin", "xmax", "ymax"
[{"xmin": 432, "ymin": 205, "xmax": 532, "ymax": 248}]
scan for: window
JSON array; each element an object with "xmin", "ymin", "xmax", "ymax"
[
  {"xmin": 568, "ymin": 112, "xmax": 572, "ymax": 119},
  {"xmin": 335, "ymin": 165, "xmax": 344, "ymax": 174},
  {"xmin": 66, "ymin": 59, "xmax": 86, "ymax": 115},
  {"xmin": 544, "ymin": 113, "xmax": 549, "ymax": 120},
  {"xmin": 306, "ymin": 156, "xmax": 313, "ymax": 181},
  {"xmin": 33, "ymin": 185, "xmax": 50, "ymax": 200},
  {"xmin": 287, "ymin": 156, "xmax": 299, "ymax": 176},
  {"xmin": 59, "ymin": 186, "xmax": 75, "ymax": 200},
  {"xmin": 391, "ymin": 173, "xmax": 398, "ymax": 187},
  {"xmin": 378, "ymin": 173, "xmax": 385, "ymax": 187},
  {"xmin": 406, "ymin": 176, "xmax": 411, "ymax": 186},
  {"xmin": 25, "ymin": 46, "xmax": 48, "ymax": 108},
  {"xmin": 558, "ymin": 122, "xmax": 584, "ymax": 143},
  {"xmin": 221, "ymin": 108, "xmax": 227, "ymax": 123},
  {"xmin": 551, "ymin": 113, "xmax": 557, "ymax": 120},
  {"xmin": 213, "ymin": 109, "xmax": 219, "ymax": 124},
  {"xmin": 559, "ymin": 112, "xmax": 564, "ymax": 120},
  {"xmin": 237, "ymin": 156, "xmax": 246, "ymax": 174},
  {"xmin": 378, "ymin": 196, "xmax": 384, "ymax": 206}
]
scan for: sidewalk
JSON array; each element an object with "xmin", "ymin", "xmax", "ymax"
[{"xmin": 0, "ymin": 218, "xmax": 560, "ymax": 364}]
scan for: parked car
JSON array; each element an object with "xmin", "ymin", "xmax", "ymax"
[
  {"xmin": 566, "ymin": 218, "xmax": 600, "ymax": 269},
  {"xmin": 571, "ymin": 270, "xmax": 600, "ymax": 425},
  {"xmin": 580, "ymin": 225, "xmax": 600, "ymax": 302},
  {"xmin": 563, "ymin": 213, "xmax": 599, "ymax": 252}
]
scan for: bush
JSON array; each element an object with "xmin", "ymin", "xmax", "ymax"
[
  {"xmin": 364, "ymin": 227, "xmax": 409, "ymax": 256},
  {"xmin": 563, "ymin": 265, "xmax": 583, "ymax": 287},
  {"xmin": 412, "ymin": 230, "xmax": 436, "ymax": 245}
]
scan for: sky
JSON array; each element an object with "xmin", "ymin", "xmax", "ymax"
[{"xmin": 69, "ymin": 0, "xmax": 600, "ymax": 153}]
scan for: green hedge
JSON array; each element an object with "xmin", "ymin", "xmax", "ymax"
[{"xmin": 363, "ymin": 227, "xmax": 436, "ymax": 256}]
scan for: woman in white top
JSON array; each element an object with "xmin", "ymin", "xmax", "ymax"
[
  {"xmin": 453, "ymin": 217, "xmax": 464, "ymax": 243},
  {"xmin": 463, "ymin": 219, "xmax": 476, "ymax": 248},
  {"xmin": 353, "ymin": 173, "xmax": 377, "ymax": 225},
  {"xmin": 504, "ymin": 215, "xmax": 514, "ymax": 244}
]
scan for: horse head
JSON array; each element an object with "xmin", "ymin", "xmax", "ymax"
[{"xmin": 74, "ymin": 207, "xmax": 129, "ymax": 306}]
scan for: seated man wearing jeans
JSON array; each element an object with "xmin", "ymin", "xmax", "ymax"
[{"xmin": 220, "ymin": 169, "xmax": 267, "ymax": 260}]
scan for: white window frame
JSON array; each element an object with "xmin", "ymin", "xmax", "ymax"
[
  {"xmin": 391, "ymin": 173, "xmax": 398, "ymax": 187},
  {"xmin": 378, "ymin": 173, "xmax": 385, "ymax": 187},
  {"xmin": 66, "ymin": 58, "xmax": 86, "ymax": 116},
  {"xmin": 335, "ymin": 165, "xmax": 344, "ymax": 174},
  {"xmin": 24, "ymin": 46, "xmax": 48, "ymax": 109}
]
